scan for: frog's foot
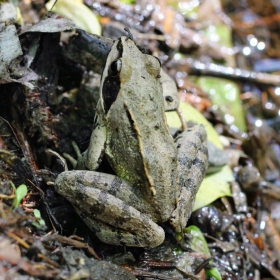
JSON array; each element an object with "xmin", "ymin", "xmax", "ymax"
[
  {"xmin": 75, "ymin": 208, "xmax": 164, "ymax": 247},
  {"xmin": 61, "ymin": 141, "xmax": 82, "ymax": 169},
  {"xmin": 170, "ymin": 124, "xmax": 208, "ymax": 232},
  {"xmin": 63, "ymin": 141, "xmax": 93, "ymax": 170}
]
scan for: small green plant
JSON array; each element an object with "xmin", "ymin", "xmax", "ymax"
[
  {"xmin": 189, "ymin": 226, "xmax": 222, "ymax": 280},
  {"xmin": 10, "ymin": 182, "xmax": 27, "ymax": 209},
  {"xmin": 33, "ymin": 209, "xmax": 46, "ymax": 228}
]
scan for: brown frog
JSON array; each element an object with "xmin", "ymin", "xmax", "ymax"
[{"xmin": 55, "ymin": 35, "xmax": 208, "ymax": 247}]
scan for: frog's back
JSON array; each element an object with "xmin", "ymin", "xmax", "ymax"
[{"xmin": 104, "ymin": 38, "xmax": 178, "ymax": 221}]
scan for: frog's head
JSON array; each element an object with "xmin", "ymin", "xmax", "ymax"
[{"xmin": 100, "ymin": 36, "xmax": 161, "ymax": 114}]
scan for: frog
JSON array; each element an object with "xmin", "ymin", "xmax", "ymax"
[{"xmin": 54, "ymin": 33, "xmax": 208, "ymax": 248}]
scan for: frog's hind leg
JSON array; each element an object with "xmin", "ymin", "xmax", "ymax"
[
  {"xmin": 55, "ymin": 170, "xmax": 164, "ymax": 247},
  {"xmin": 170, "ymin": 124, "xmax": 208, "ymax": 232}
]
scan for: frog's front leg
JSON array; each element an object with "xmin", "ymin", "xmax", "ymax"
[
  {"xmin": 54, "ymin": 170, "xmax": 165, "ymax": 247},
  {"xmin": 77, "ymin": 120, "xmax": 106, "ymax": 170},
  {"xmin": 170, "ymin": 124, "xmax": 208, "ymax": 232}
]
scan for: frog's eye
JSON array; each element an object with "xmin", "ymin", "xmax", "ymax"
[{"xmin": 109, "ymin": 59, "xmax": 122, "ymax": 76}]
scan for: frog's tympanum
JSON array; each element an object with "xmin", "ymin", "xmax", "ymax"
[{"xmin": 55, "ymin": 35, "xmax": 208, "ymax": 248}]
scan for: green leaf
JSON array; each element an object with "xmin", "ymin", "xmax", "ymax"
[
  {"xmin": 188, "ymin": 225, "xmax": 211, "ymax": 257},
  {"xmin": 193, "ymin": 165, "xmax": 233, "ymax": 211},
  {"xmin": 10, "ymin": 182, "xmax": 16, "ymax": 192},
  {"xmin": 166, "ymin": 102, "xmax": 223, "ymax": 149},
  {"xmin": 119, "ymin": 0, "xmax": 135, "ymax": 4},
  {"xmin": 192, "ymin": 77, "xmax": 246, "ymax": 132},
  {"xmin": 206, "ymin": 267, "xmax": 222, "ymax": 280},
  {"xmin": 204, "ymin": 24, "xmax": 233, "ymax": 48},
  {"xmin": 33, "ymin": 209, "xmax": 46, "ymax": 226},
  {"xmin": 46, "ymin": 0, "xmax": 101, "ymax": 35},
  {"xmin": 188, "ymin": 226, "xmax": 222, "ymax": 280},
  {"xmin": 203, "ymin": 23, "xmax": 234, "ymax": 66},
  {"xmin": 12, "ymin": 184, "xmax": 27, "ymax": 208},
  {"xmin": 167, "ymin": 0, "xmax": 199, "ymax": 19},
  {"xmin": 33, "ymin": 209, "xmax": 41, "ymax": 218},
  {"xmin": 16, "ymin": 7, "xmax": 23, "ymax": 25},
  {"xmin": 188, "ymin": 23, "xmax": 245, "ymax": 132}
]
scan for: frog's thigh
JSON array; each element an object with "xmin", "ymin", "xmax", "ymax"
[
  {"xmin": 55, "ymin": 170, "xmax": 157, "ymax": 219},
  {"xmin": 170, "ymin": 125, "xmax": 208, "ymax": 231},
  {"xmin": 55, "ymin": 171, "xmax": 164, "ymax": 247}
]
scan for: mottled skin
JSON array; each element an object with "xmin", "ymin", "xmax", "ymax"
[{"xmin": 55, "ymin": 37, "xmax": 208, "ymax": 247}]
